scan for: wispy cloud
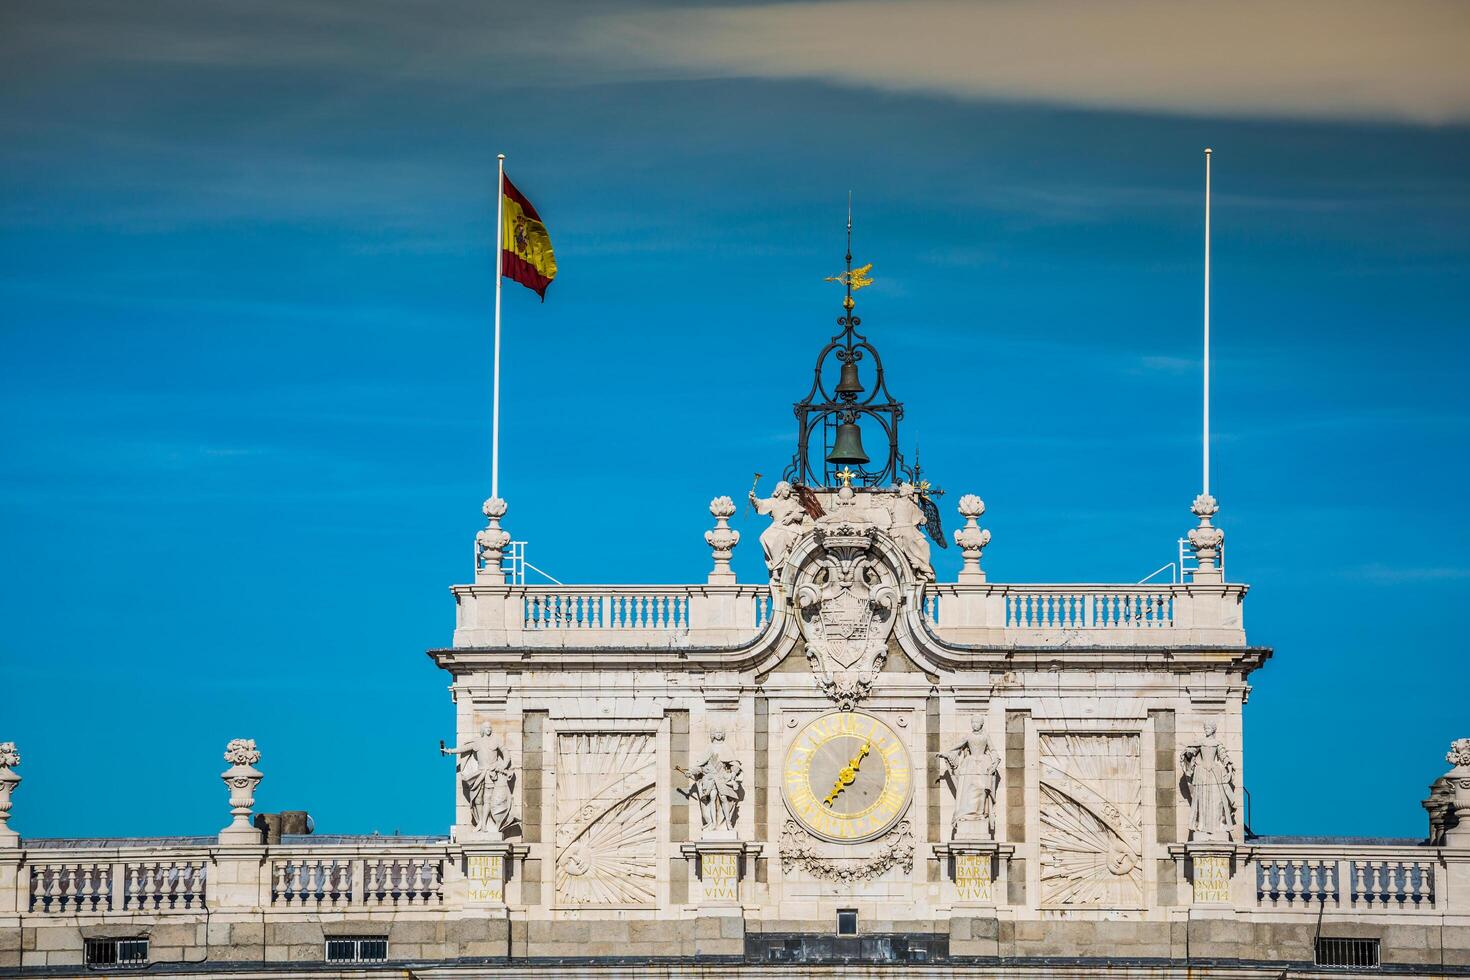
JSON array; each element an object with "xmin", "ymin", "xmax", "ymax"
[{"xmin": 582, "ymin": 0, "xmax": 1470, "ymax": 125}]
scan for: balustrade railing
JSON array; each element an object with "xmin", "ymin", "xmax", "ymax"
[
  {"xmin": 1257, "ymin": 858, "xmax": 1339, "ymax": 908},
  {"xmin": 20, "ymin": 844, "xmax": 446, "ymax": 916},
  {"xmin": 1003, "ymin": 589, "xmax": 1174, "ymax": 629},
  {"xmin": 269, "ymin": 853, "xmax": 444, "ymax": 909},
  {"xmin": 453, "ymin": 580, "xmax": 1245, "ymax": 649},
  {"xmin": 29, "ymin": 863, "xmax": 113, "ymax": 913},
  {"xmin": 1252, "ymin": 848, "xmax": 1436, "ymax": 912},
  {"xmin": 364, "ymin": 855, "xmax": 443, "ymax": 906},
  {"xmin": 124, "ymin": 860, "xmax": 208, "ymax": 911},
  {"xmin": 1350, "ymin": 859, "xmax": 1435, "ymax": 909},
  {"xmin": 272, "ymin": 858, "xmax": 353, "ymax": 908},
  {"xmin": 524, "ymin": 591, "xmax": 691, "ymax": 632}
]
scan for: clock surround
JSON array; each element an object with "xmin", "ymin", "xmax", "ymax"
[{"xmin": 781, "ymin": 710, "xmax": 914, "ymax": 844}]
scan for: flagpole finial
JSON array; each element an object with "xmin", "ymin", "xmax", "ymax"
[{"xmin": 497, "ymin": 152, "xmax": 506, "ymax": 160}]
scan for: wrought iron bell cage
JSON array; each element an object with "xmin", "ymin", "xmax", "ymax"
[{"xmin": 783, "ymin": 226, "xmax": 910, "ymax": 489}]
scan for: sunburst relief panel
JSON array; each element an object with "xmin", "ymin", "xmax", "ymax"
[
  {"xmin": 554, "ymin": 732, "xmax": 658, "ymax": 907},
  {"xmin": 1038, "ymin": 733, "xmax": 1144, "ymax": 909}
]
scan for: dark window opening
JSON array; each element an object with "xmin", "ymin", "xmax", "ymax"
[
  {"xmin": 836, "ymin": 909, "xmax": 858, "ymax": 935},
  {"xmin": 84, "ymin": 938, "xmax": 148, "ymax": 969},
  {"xmin": 325, "ymin": 936, "xmax": 389, "ymax": 963},
  {"xmin": 1316, "ymin": 937, "xmax": 1379, "ymax": 968}
]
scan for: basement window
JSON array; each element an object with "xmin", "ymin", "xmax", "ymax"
[
  {"xmin": 836, "ymin": 909, "xmax": 858, "ymax": 936},
  {"xmin": 1316, "ymin": 937, "xmax": 1380, "ymax": 969},
  {"xmin": 325, "ymin": 936, "xmax": 389, "ymax": 963},
  {"xmin": 83, "ymin": 938, "xmax": 148, "ymax": 969}
]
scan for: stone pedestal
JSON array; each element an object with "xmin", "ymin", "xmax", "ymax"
[
  {"xmin": 210, "ymin": 846, "xmax": 267, "ymax": 909},
  {"xmin": 1182, "ymin": 841, "xmax": 1237, "ymax": 909},
  {"xmin": 454, "ymin": 842, "xmax": 526, "ymax": 911},
  {"xmin": 934, "ymin": 841, "xmax": 1013, "ymax": 908},
  {"xmin": 680, "ymin": 837, "xmax": 761, "ymax": 912}
]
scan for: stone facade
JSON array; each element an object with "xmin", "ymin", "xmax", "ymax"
[
  {"xmin": 4, "ymin": 480, "xmax": 1466, "ymax": 977},
  {"xmin": 3, "ymin": 263, "xmax": 1468, "ymax": 977}
]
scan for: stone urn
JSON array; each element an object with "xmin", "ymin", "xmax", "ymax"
[
  {"xmin": 0, "ymin": 742, "xmax": 20, "ymax": 846},
  {"xmin": 220, "ymin": 738, "xmax": 264, "ymax": 844},
  {"xmin": 705, "ymin": 496, "xmax": 740, "ymax": 584},
  {"xmin": 1444, "ymin": 738, "xmax": 1470, "ymax": 846}
]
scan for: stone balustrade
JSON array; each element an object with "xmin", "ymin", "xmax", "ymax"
[
  {"xmin": 7, "ymin": 839, "xmax": 453, "ymax": 920},
  {"xmin": 451, "ymin": 581, "xmax": 1246, "ymax": 650},
  {"xmin": 451, "ymin": 584, "xmax": 775, "ymax": 649},
  {"xmin": 1243, "ymin": 843, "xmax": 1440, "ymax": 914},
  {"xmin": 269, "ymin": 851, "xmax": 444, "ymax": 909},
  {"xmin": 926, "ymin": 582, "xmax": 1248, "ymax": 647},
  {"xmin": 6, "ymin": 838, "xmax": 1463, "ymax": 922}
]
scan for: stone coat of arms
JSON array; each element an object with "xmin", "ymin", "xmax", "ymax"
[{"xmin": 794, "ymin": 523, "xmax": 899, "ymax": 708}]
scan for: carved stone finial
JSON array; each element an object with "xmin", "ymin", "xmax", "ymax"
[
  {"xmin": 220, "ymin": 738, "xmax": 264, "ymax": 844},
  {"xmin": 1448, "ymin": 739, "xmax": 1470, "ymax": 769},
  {"xmin": 1441, "ymin": 738, "xmax": 1470, "ymax": 846},
  {"xmin": 705, "ymin": 496, "xmax": 740, "ymax": 585},
  {"xmin": 1187, "ymin": 493, "xmax": 1224, "ymax": 582},
  {"xmin": 0, "ymin": 742, "xmax": 20, "ymax": 846},
  {"xmin": 476, "ymin": 497, "xmax": 511, "ymax": 584},
  {"xmin": 954, "ymin": 494, "xmax": 991, "ymax": 584}
]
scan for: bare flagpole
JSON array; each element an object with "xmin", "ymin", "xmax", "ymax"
[
  {"xmin": 1203, "ymin": 147, "xmax": 1212, "ymax": 498},
  {"xmin": 493, "ymin": 153, "xmax": 505, "ymax": 501}
]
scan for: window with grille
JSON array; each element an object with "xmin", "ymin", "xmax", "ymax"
[
  {"xmin": 325, "ymin": 936, "xmax": 389, "ymax": 963},
  {"xmin": 83, "ymin": 938, "xmax": 148, "ymax": 969},
  {"xmin": 1316, "ymin": 937, "xmax": 1379, "ymax": 968}
]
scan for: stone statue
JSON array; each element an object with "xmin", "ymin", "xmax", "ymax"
[
  {"xmin": 886, "ymin": 483, "xmax": 934, "ymax": 580},
  {"xmin": 938, "ymin": 718, "xmax": 1001, "ymax": 839},
  {"xmin": 679, "ymin": 730, "xmax": 742, "ymax": 832},
  {"xmin": 442, "ymin": 722, "xmax": 515, "ymax": 836},
  {"xmin": 750, "ymin": 481, "xmax": 808, "ymax": 572},
  {"xmin": 1181, "ymin": 722, "xmax": 1236, "ymax": 840}
]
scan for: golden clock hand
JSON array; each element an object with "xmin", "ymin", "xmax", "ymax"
[{"xmin": 823, "ymin": 740, "xmax": 871, "ymax": 805}]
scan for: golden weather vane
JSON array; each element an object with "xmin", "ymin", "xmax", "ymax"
[
  {"xmin": 825, "ymin": 262, "xmax": 874, "ymax": 293},
  {"xmin": 825, "ymin": 191, "xmax": 873, "ymax": 311}
]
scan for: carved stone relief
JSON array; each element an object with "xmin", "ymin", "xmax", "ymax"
[
  {"xmin": 554, "ymin": 733, "xmax": 657, "ymax": 907},
  {"xmin": 793, "ymin": 510, "xmax": 899, "ymax": 708},
  {"xmin": 1038, "ymin": 734, "xmax": 1144, "ymax": 908},
  {"xmin": 778, "ymin": 818, "xmax": 915, "ymax": 882}
]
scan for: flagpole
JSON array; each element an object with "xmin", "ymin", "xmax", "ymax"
[
  {"xmin": 493, "ymin": 153, "xmax": 505, "ymax": 501},
  {"xmin": 1199, "ymin": 146, "xmax": 1211, "ymax": 502}
]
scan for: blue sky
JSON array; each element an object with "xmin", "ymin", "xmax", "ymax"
[{"xmin": 2, "ymin": 1, "xmax": 1467, "ymax": 840}]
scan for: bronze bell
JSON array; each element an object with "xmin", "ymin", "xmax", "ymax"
[
  {"xmin": 835, "ymin": 360, "xmax": 864, "ymax": 395},
  {"xmin": 826, "ymin": 420, "xmax": 870, "ymax": 465}
]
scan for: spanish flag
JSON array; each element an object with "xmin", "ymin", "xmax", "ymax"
[{"xmin": 501, "ymin": 174, "xmax": 556, "ymax": 299}]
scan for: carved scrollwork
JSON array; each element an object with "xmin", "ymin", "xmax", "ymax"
[
  {"xmin": 793, "ymin": 523, "xmax": 899, "ymax": 709},
  {"xmin": 778, "ymin": 818, "xmax": 914, "ymax": 882}
]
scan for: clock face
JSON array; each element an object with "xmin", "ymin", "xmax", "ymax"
[{"xmin": 782, "ymin": 710, "xmax": 913, "ymax": 843}]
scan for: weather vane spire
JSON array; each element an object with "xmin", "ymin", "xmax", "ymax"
[{"xmin": 825, "ymin": 191, "xmax": 873, "ymax": 315}]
